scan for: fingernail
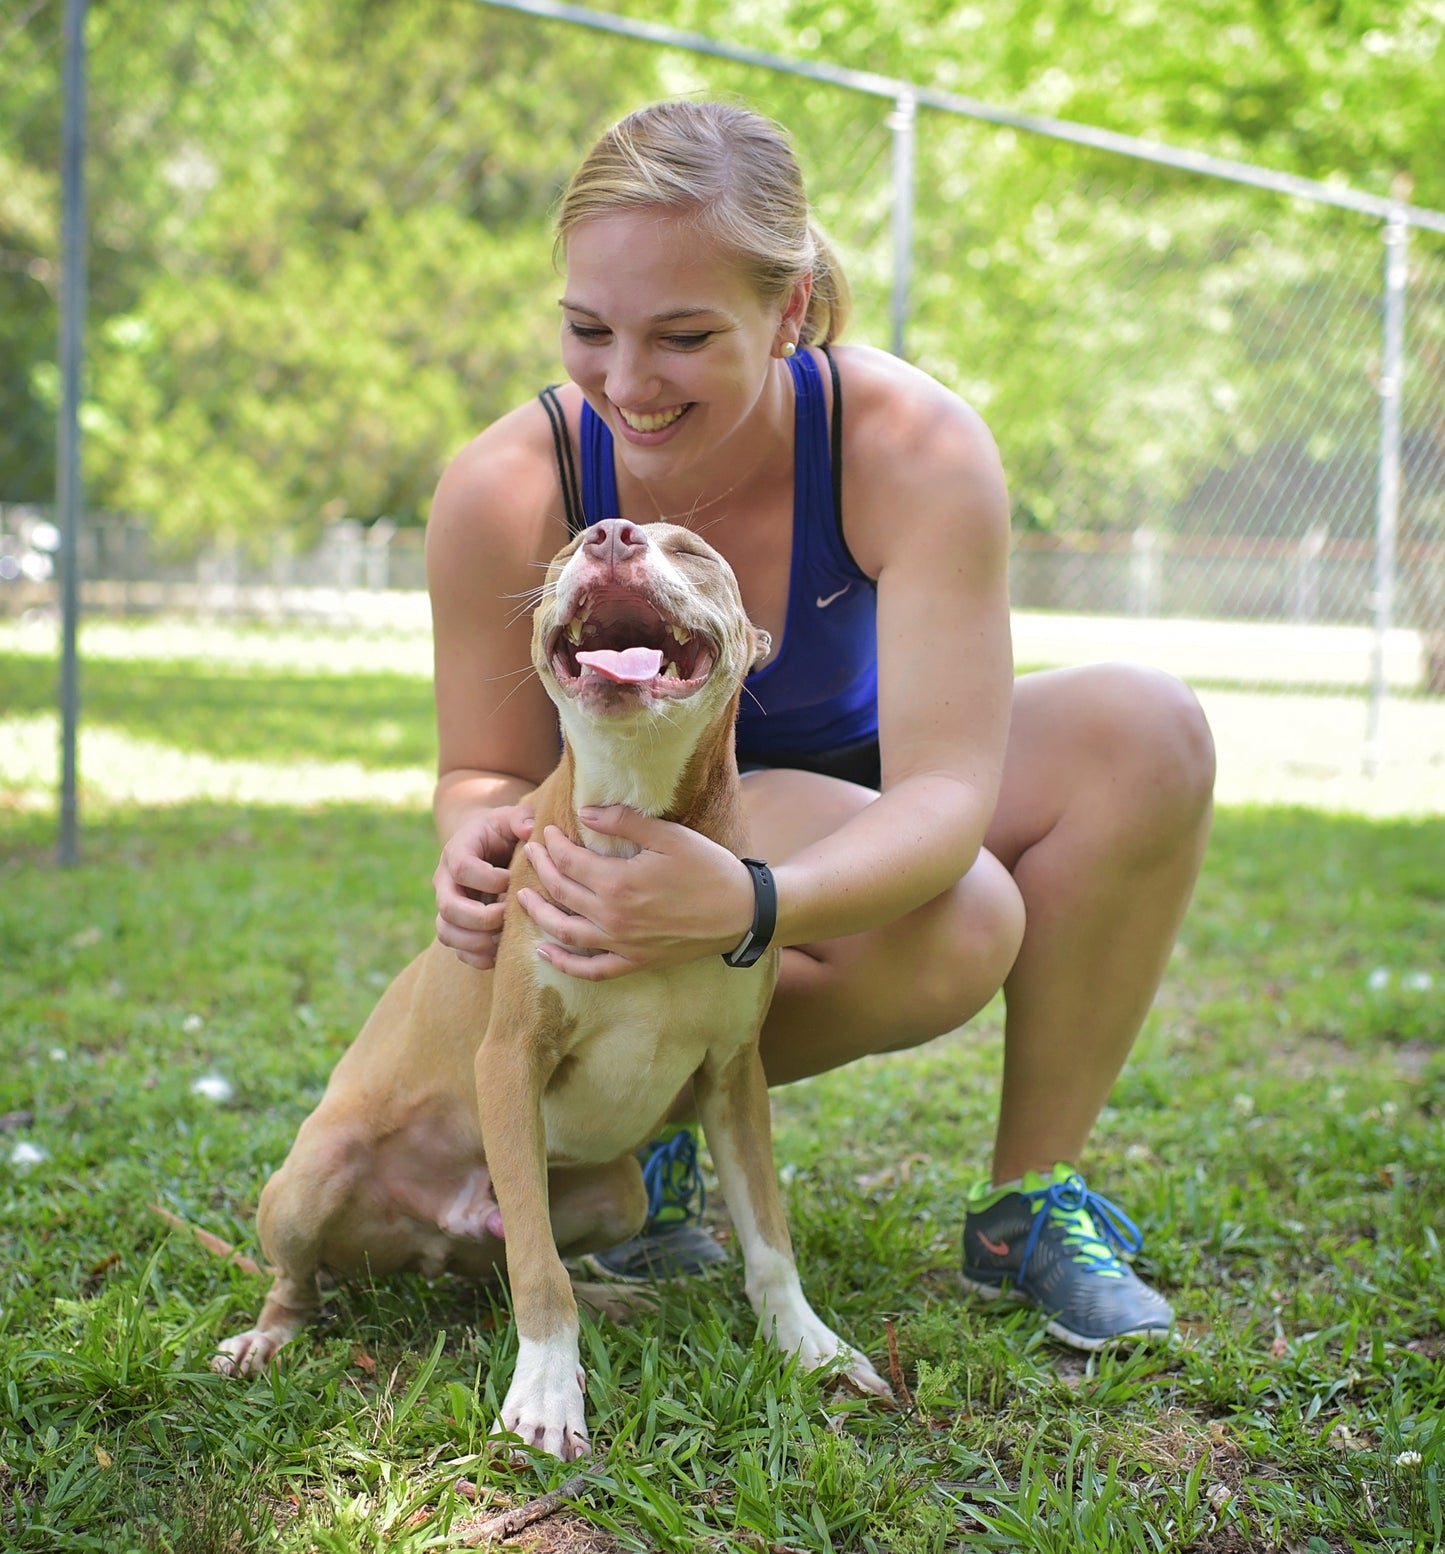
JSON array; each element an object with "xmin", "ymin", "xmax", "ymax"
[{"xmin": 578, "ymin": 806, "xmax": 600, "ymax": 823}]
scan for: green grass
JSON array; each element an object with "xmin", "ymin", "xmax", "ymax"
[
  {"xmin": 2, "ymin": 642, "xmax": 1444, "ymax": 1551},
  {"xmin": 0, "ymin": 650, "xmax": 435, "ymax": 770}
]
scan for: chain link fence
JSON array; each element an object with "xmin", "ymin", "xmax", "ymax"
[{"xmin": 2, "ymin": 0, "xmax": 1443, "ymax": 816}]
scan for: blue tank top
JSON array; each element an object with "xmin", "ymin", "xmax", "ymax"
[{"xmin": 571, "ymin": 349, "xmax": 877, "ymax": 758}]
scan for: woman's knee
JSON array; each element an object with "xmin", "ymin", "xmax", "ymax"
[
  {"xmin": 880, "ymin": 853, "xmax": 1025, "ymax": 1047},
  {"xmin": 1086, "ymin": 664, "xmax": 1216, "ymax": 827}
]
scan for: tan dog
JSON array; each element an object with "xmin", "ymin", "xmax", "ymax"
[{"xmin": 215, "ymin": 519, "xmax": 889, "ymax": 1458}]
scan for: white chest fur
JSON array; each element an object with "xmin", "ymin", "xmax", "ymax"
[{"xmin": 534, "ymin": 954, "xmax": 766, "ymax": 1164}]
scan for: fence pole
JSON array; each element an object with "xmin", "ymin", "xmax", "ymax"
[
  {"xmin": 888, "ymin": 90, "xmax": 916, "ymax": 359},
  {"xmin": 57, "ymin": 0, "xmax": 89, "ymax": 865},
  {"xmin": 1364, "ymin": 206, "xmax": 1408, "ymax": 777}
]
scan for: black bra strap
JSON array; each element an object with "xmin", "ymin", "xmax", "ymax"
[
  {"xmin": 821, "ymin": 346, "xmax": 853, "ymax": 567},
  {"xmin": 539, "ymin": 384, "xmax": 585, "ymax": 537}
]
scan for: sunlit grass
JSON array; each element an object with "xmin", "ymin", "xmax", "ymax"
[{"xmin": 2, "ymin": 645, "xmax": 1444, "ymax": 1550}]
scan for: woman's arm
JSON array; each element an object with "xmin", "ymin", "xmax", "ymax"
[
  {"xmin": 519, "ymin": 351, "xmax": 1014, "ymax": 977},
  {"xmin": 426, "ymin": 403, "xmax": 572, "ymax": 966},
  {"xmin": 766, "ymin": 346, "xmax": 1013, "ymax": 946}
]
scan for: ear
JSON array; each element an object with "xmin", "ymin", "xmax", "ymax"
[
  {"xmin": 749, "ymin": 626, "xmax": 772, "ymax": 671},
  {"xmin": 780, "ymin": 274, "xmax": 811, "ymax": 336}
]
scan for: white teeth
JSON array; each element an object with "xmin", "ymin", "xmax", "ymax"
[
  {"xmin": 669, "ymin": 623, "xmax": 691, "ymax": 644},
  {"xmin": 580, "ymin": 664, "xmax": 596, "ymax": 677},
  {"xmin": 663, "ymin": 662, "xmax": 680, "ymax": 679},
  {"xmin": 619, "ymin": 405, "xmax": 686, "ymax": 433},
  {"xmin": 566, "ymin": 619, "xmax": 583, "ymax": 645}
]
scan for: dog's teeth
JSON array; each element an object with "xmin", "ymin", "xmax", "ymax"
[
  {"xmin": 566, "ymin": 620, "xmax": 584, "ymax": 645},
  {"xmin": 663, "ymin": 662, "xmax": 680, "ymax": 679},
  {"xmin": 669, "ymin": 624, "xmax": 691, "ymax": 645}
]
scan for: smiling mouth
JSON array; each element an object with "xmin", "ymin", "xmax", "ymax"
[
  {"xmin": 549, "ymin": 590, "xmax": 715, "ymax": 694},
  {"xmin": 617, "ymin": 404, "xmax": 690, "ymax": 434}
]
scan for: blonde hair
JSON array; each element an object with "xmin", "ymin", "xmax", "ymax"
[{"xmin": 554, "ymin": 100, "xmax": 851, "ymax": 347}]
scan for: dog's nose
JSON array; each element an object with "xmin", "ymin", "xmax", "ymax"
[{"xmin": 583, "ymin": 520, "xmax": 648, "ymax": 568}]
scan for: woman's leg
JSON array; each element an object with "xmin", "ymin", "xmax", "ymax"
[
  {"xmin": 745, "ymin": 770, "xmax": 1025, "ymax": 1085},
  {"xmin": 747, "ymin": 663, "xmax": 1215, "ymax": 1182},
  {"xmin": 983, "ymin": 665, "xmax": 1214, "ymax": 1180}
]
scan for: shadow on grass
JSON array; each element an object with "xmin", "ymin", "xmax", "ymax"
[{"xmin": 0, "ymin": 651, "xmax": 436, "ymax": 770}]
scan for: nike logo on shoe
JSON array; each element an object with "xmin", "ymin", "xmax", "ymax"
[
  {"xmin": 816, "ymin": 585, "xmax": 852, "ymax": 609},
  {"xmin": 977, "ymin": 1232, "xmax": 1011, "ymax": 1257}
]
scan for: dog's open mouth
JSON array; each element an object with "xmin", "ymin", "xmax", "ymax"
[{"xmin": 548, "ymin": 590, "xmax": 717, "ymax": 696}]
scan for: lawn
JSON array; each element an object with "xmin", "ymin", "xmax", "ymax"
[{"xmin": 1, "ymin": 635, "xmax": 1443, "ymax": 1552}]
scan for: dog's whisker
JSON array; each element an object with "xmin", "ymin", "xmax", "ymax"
[
  {"xmin": 688, "ymin": 513, "xmax": 729, "ymax": 539},
  {"xmin": 501, "ymin": 581, "xmax": 553, "ymax": 603},
  {"xmin": 489, "ymin": 668, "xmax": 544, "ymax": 716}
]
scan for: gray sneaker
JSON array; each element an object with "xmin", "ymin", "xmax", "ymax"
[
  {"xmin": 960, "ymin": 1163, "xmax": 1174, "ymax": 1350},
  {"xmin": 586, "ymin": 1129, "xmax": 728, "ymax": 1283}
]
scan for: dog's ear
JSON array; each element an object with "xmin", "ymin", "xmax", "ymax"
[{"xmin": 749, "ymin": 627, "xmax": 772, "ymax": 671}]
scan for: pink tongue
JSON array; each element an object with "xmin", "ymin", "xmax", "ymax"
[{"xmin": 576, "ymin": 646, "xmax": 665, "ymax": 683}]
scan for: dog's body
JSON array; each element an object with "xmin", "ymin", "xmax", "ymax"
[{"xmin": 216, "ymin": 520, "xmax": 887, "ymax": 1457}]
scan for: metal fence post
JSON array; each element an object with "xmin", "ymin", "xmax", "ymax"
[
  {"xmin": 1364, "ymin": 205, "xmax": 1408, "ymax": 777},
  {"xmin": 888, "ymin": 91, "xmax": 915, "ymax": 359},
  {"xmin": 57, "ymin": 0, "xmax": 89, "ymax": 865}
]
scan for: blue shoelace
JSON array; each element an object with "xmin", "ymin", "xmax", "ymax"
[
  {"xmin": 641, "ymin": 1129, "xmax": 706, "ymax": 1225},
  {"xmin": 1017, "ymin": 1173, "xmax": 1144, "ymax": 1282}
]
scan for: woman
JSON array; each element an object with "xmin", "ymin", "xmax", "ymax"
[{"xmin": 426, "ymin": 100, "xmax": 1214, "ymax": 1350}]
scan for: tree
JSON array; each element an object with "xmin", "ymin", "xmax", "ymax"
[{"xmin": 2, "ymin": 0, "xmax": 1441, "ymax": 566}]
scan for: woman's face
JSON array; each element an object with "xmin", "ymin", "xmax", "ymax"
[{"xmin": 560, "ymin": 208, "xmax": 804, "ymax": 480}]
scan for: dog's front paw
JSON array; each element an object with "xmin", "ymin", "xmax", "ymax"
[
  {"xmin": 492, "ymin": 1334, "xmax": 590, "ymax": 1461},
  {"xmin": 212, "ymin": 1326, "xmax": 286, "ymax": 1377},
  {"xmin": 771, "ymin": 1305, "xmax": 894, "ymax": 1400},
  {"xmin": 837, "ymin": 1343, "xmax": 893, "ymax": 1399}
]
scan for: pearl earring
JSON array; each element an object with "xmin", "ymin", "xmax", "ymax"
[{"xmin": 780, "ymin": 340, "xmax": 797, "ymax": 358}]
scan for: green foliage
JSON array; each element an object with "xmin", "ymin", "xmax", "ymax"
[
  {"xmin": 3, "ymin": 643, "xmax": 1445, "ymax": 1547},
  {"xmin": 4, "ymin": 0, "xmax": 1443, "ymax": 546}
]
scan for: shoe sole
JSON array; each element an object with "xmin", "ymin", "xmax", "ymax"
[
  {"xmin": 579, "ymin": 1247, "xmax": 727, "ymax": 1285},
  {"xmin": 960, "ymin": 1269, "xmax": 1174, "ymax": 1352},
  {"xmin": 579, "ymin": 1251, "xmax": 661, "ymax": 1285}
]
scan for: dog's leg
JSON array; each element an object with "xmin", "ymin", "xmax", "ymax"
[
  {"xmin": 548, "ymin": 1158, "xmax": 648, "ymax": 1258},
  {"xmin": 476, "ymin": 1024, "xmax": 592, "ymax": 1461},
  {"xmin": 212, "ymin": 1126, "xmax": 360, "ymax": 1375},
  {"xmin": 696, "ymin": 1046, "xmax": 891, "ymax": 1398}
]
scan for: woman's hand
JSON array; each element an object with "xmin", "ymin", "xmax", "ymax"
[
  {"xmin": 433, "ymin": 804, "xmax": 537, "ymax": 970},
  {"xmin": 516, "ymin": 805, "xmax": 758, "ymax": 981}
]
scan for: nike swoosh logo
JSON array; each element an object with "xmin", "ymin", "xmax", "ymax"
[
  {"xmin": 977, "ymin": 1233, "xmax": 1011, "ymax": 1257},
  {"xmin": 815, "ymin": 585, "xmax": 852, "ymax": 609}
]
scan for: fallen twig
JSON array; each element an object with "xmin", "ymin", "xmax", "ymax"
[
  {"xmin": 883, "ymin": 1317, "xmax": 913, "ymax": 1409},
  {"xmin": 455, "ymin": 1472, "xmax": 590, "ymax": 1546},
  {"xmin": 150, "ymin": 1203, "xmax": 266, "ymax": 1276}
]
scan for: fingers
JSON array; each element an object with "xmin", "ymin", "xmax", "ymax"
[
  {"xmin": 514, "ymin": 878, "xmax": 637, "ymax": 982},
  {"xmin": 522, "ymin": 834, "xmax": 603, "ymax": 918},
  {"xmin": 434, "ymin": 853, "xmax": 509, "ymax": 971},
  {"xmin": 533, "ymin": 939, "xmax": 633, "ymax": 982},
  {"xmin": 514, "ymin": 887, "xmax": 606, "ymax": 954},
  {"xmin": 575, "ymin": 803, "xmax": 664, "ymax": 848},
  {"xmin": 432, "ymin": 805, "xmax": 539, "ymax": 971},
  {"xmin": 434, "ymin": 909, "xmax": 502, "ymax": 970},
  {"xmin": 446, "ymin": 851, "xmax": 512, "ymax": 901}
]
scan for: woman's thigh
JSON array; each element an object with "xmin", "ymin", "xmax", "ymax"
[
  {"xmin": 984, "ymin": 663, "xmax": 1216, "ymax": 871},
  {"xmin": 741, "ymin": 767, "xmax": 1023, "ymax": 1080}
]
